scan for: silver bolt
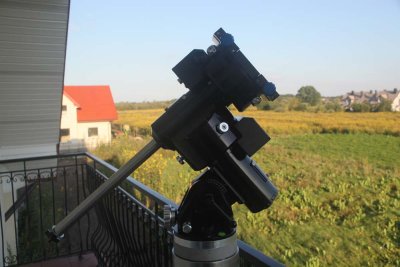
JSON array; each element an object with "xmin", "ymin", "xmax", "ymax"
[
  {"xmin": 216, "ymin": 122, "xmax": 229, "ymax": 134},
  {"xmin": 182, "ymin": 222, "xmax": 192, "ymax": 233},
  {"xmin": 207, "ymin": 45, "xmax": 217, "ymax": 55},
  {"xmin": 251, "ymin": 96, "xmax": 262, "ymax": 105},
  {"xmin": 176, "ymin": 155, "xmax": 185, "ymax": 165}
]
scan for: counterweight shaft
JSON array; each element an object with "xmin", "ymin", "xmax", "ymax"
[{"xmin": 47, "ymin": 139, "xmax": 160, "ymax": 240}]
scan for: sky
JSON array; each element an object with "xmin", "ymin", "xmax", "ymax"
[{"xmin": 64, "ymin": 0, "xmax": 400, "ymax": 102}]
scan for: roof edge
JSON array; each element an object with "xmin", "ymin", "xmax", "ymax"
[{"xmin": 63, "ymin": 91, "xmax": 81, "ymax": 108}]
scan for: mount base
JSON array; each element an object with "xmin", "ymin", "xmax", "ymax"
[{"xmin": 173, "ymin": 233, "xmax": 239, "ymax": 267}]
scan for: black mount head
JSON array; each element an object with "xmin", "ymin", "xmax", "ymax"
[
  {"xmin": 152, "ymin": 28, "xmax": 279, "ymax": 240},
  {"xmin": 172, "ymin": 28, "xmax": 279, "ymax": 111}
]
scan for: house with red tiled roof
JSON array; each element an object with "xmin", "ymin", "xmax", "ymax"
[{"xmin": 60, "ymin": 85, "xmax": 118, "ymax": 151}]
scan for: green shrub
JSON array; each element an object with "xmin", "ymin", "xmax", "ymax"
[
  {"xmin": 351, "ymin": 103, "xmax": 371, "ymax": 112},
  {"xmin": 294, "ymin": 102, "xmax": 309, "ymax": 111}
]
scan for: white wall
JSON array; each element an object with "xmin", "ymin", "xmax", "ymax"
[
  {"xmin": 78, "ymin": 121, "xmax": 112, "ymax": 149},
  {"xmin": 391, "ymin": 94, "xmax": 400, "ymax": 111},
  {"xmin": 60, "ymin": 95, "xmax": 112, "ymax": 151},
  {"xmin": 60, "ymin": 95, "xmax": 78, "ymax": 140}
]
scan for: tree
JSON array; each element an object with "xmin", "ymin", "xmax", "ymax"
[
  {"xmin": 296, "ymin": 86, "xmax": 321, "ymax": 106},
  {"xmin": 375, "ymin": 99, "xmax": 392, "ymax": 112}
]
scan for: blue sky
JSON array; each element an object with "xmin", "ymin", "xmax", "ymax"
[{"xmin": 64, "ymin": 0, "xmax": 400, "ymax": 102}]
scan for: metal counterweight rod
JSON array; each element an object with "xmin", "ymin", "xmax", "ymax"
[{"xmin": 50, "ymin": 139, "xmax": 160, "ymax": 239}]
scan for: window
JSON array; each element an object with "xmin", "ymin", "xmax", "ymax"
[
  {"xmin": 62, "ymin": 105, "xmax": 67, "ymax": 111},
  {"xmin": 60, "ymin": 128, "xmax": 70, "ymax": 136},
  {"xmin": 88, "ymin": 127, "xmax": 98, "ymax": 137}
]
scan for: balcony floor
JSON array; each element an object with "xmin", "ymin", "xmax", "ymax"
[{"xmin": 19, "ymin": 253, "xmax": 97, "ymax": 267}]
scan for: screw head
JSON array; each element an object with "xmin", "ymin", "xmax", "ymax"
[
  {"xmin": 176, "ymin": 155, "xmax": 185, "ymax": 165},
  {"xmin": 216, "ymin": 122, "xmax": 229, "ymax": 134},
  {"xmin": 251, "ymin": 96, "xmax": 262, "ymax": 105},
  {"xmin": 182, "ymin": 222, "xmax": 192, "ymax": 234}
]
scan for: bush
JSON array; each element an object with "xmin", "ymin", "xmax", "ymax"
[
  {"xmin": 261, "ymin": 102, "xmax": 274, "ymax": 110},
  {"xmin": 324, "ymin": 101, "xmax": 343, "ymax": 112},
  {"xmin": 294, "ymin": 102, "xmax": 309, "ymax": 111},
  {"xmin": 351, "ymin": 103, "xmax": 371, "ymax": 112}
]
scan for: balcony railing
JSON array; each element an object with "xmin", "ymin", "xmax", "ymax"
[{"xmin": 0, "ymin": 153, "xmax": 283, "ymax": 267}]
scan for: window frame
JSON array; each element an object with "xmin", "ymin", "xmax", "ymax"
[
  {"xmin": 88, "ymin": 127, "xmax": 98, "ymax": 137},
  {"xmin": 60, "ymin": 128, "xmax": 70, "ymax": 137}
]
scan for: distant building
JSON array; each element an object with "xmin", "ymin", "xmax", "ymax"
[
  {"xmin": 60, "ymin": 85, "xmax": 118, "ymax": 151},
  {"xmin": 341, "ymin": 88, "xmax": 400, "ymax": 111}
]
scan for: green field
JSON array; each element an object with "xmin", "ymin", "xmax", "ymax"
[{"xmin": 94, "ymin": 111, "xmax": 400, "ymax": 266}]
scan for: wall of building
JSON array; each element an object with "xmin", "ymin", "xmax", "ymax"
[
  {"xmin": 0, "ymin": 0, "xmax": 70, "ymax": 160},
  {"xmin": 77, "ymin": 121, "xmax": 112, "ymax": 149},
  {"xmin": 60, "ymin": 95, "xmax": 78, "ymax": 141},
  {"xmin": 391, "ymin": 94, "xmax": 400, "ymax": 111}
]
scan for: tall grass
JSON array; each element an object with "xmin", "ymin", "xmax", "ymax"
[{"xmin": 115, "ymin": 110, "xmax": 400, "ymax": 136}]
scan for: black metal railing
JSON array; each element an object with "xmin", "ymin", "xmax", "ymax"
[
  {"xmin": 0, "ymin": 153, "xmax": 283, "ymax": 267},
  {"xmin": 0, "ymin": 154, "xmax": 95, "ymax": 266}
]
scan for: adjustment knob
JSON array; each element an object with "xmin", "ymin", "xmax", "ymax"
[
  {"xmin": 163, "ymin": 204, "xmax": 176, "ymax": 228},
  {"xmin": 263, "ymin": 82, "xmax": 279, "ymax": 101}
]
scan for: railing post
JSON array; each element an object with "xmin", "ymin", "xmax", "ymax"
[
  {"xmin": 37, "ymin": 169, "xmax": 46, "ymax": 260},
  {"xmin": 0, "ymin": 201, "xmax": 4, "ymax": 267},
  {"xmin": 74, "ymin": 155, "xmax": 83, "ymax": 254},
  {"xmin": 23, "ymin": 161, "xmax": 33, "ymax": 262},
  {"xmin": 10, "ymin": 171, "xmax": 19, "ymax": 265},
  {"xmin": 50, "ymin": 167, "xmax": 59, "ymax": 257}
]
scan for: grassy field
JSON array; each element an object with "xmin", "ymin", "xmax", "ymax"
[
  {"xmin": 95, "ymin": 110, "xmax": 400, "ymax": 266},
  {"xmin": 115, "ymin": 109, "xmax": 400, "ymax": 136}
]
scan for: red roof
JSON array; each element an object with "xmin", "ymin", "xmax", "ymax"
[{"xmin": 63, "ymin": 85, "xmax": 118, "ymax": 122}]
